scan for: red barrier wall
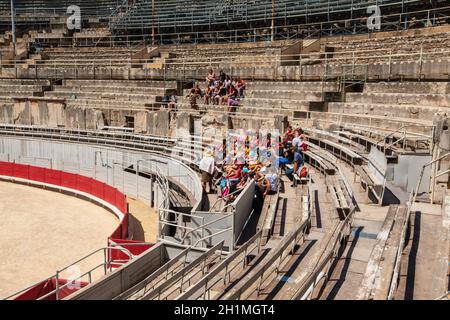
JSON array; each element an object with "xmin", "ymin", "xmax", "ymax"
[
  {"xmin": 107, "ymin": 238, "xmax": 153, "ymax": 268},
  {"xmin": 0, "ymin": 161, "xmax": 156, "ymax": 300},
  {"xmin": 13, "ymin": 278, "xmax": 89, "ymax": 301},
  {"xmin": 0, "ymin": 161, "xmax": 129, "ymax": 228}
]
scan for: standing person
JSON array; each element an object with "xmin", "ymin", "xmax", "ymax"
[
  {"xmin": 293, "ymin": 146, "xmax": 304, "ymax": 175},
  {"xmin": 206, "ymin": 68, "xmax": 216, "ymax": 86},
  {"xmin": 292, "ymin": 130, "xmax": 301, "ymax": 149},
  {"xmin": 186, "ymin": 88, "xmax": 199, "ymax": 110},
  {"xmin": 168, "ymin": 93, "xmax": 178, "ymax": 111},
  {"xmin": 199, "ymin": 150, "xmax": 215, "ymax": 193}
]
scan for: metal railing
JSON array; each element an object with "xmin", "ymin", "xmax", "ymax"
[
  {"xmin": 223, "ymin": 216, "xmax": 312, "ymax": 300},
  {"xmin": 106, "ymin": 4, "xmax": 450, "ymax": 43},
  {"xmin": 175, "ymin": 230, "xmax": 263, "ymax": 300},
  {"xmin": 386, "ymin": 152, "xmax": 450, "ymax": 299},
  {"xmin": 2, "ymin": 44, "xmax": 450, "ymax": 68},
  {"xmin": 386, "ymin": 192, "xmax": 414, "ymax": 300},
  {"xmin": 291, "ymin": 201, "xmax": 356, "ymax": 300},
  {"xmin": 375, "ymin": 125, "xmax": 436, "ymax": 154},
  {"xmin": 3, "ymin": 246, "xmax": 132, "ymax": 300},
  {"xmin": 288, "ymin": 140, "xmax": 358, "ymax": 299},
  {"xmin": 0, "ymin": 124, "xmax": 203, "ymax": 196}
]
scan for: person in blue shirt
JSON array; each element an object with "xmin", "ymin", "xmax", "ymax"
[{"xmin": 293, "ymin": 147, "xmax": 304, "ymax": 174}]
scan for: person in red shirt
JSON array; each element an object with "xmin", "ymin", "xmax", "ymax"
[{"xmin": 236, "ymin": 78, "xmax": 246, "ymax": 97}]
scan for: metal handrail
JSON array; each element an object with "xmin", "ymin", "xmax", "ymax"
[
  {"xmin": 10, "ymin": 4, "xmax": 446, "ymax": 46},
  {"xmin": 387, "ymin": 192, "xmax": 414, "ymax": 300},
  {"xmin": 375, "ymin": 124, "xmax": 435, "ymax": 154},
  {"xmin": 209, "ymin": 187, "xmax": 246, "ymax": 212},
  {"xmin": 178, "ymin": 212, "xmax": 233, "ymax": 246},
  {"xmin": 386, "ymin": 152, "xmax": 450, "ymax": 299},
  {"xmin": 291, "ymin": 203, "xmax": 357, "ymax": 300},
  {"xmin": 412, "ymin": 152, "xmax": 450, "ymax": 205},
  {"xmin": 3, "ymin": 246, "xmax": 132, "ymax": 300},
  {"xmin": 175, "ymin": 230, "xmax": 263, "ymax": 300},
  {"xmin": 224, "ymin": 214, "xmax": 311, "ymax": 300},
  {"xmin": 193, "ymin": 227, "xmax": 233, "ymax": 247},
  {"xmin": 2, "ymin": 46, "xmax": 450, "ymax": 68}
]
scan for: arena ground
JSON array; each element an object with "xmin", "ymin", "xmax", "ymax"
[{"xmin": 0, "ymin": 180, "xmax": 118, "ymax": 298}]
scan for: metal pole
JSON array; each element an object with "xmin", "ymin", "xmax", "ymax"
[
  {"xmin": 271, "ymin": 0, "xmax": 275, "ymax": 41},
  {"xmin": 151, "ymin": 0, "xmax": 156, "ymax": 45},
  {"xmin": 10, "ymin": 0, "xmax": 16, "ymax": 53}
]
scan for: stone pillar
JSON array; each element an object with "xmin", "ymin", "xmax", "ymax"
[
  {"xmin": 273, "ymin": 115, "xmax": 288, "ymax": 134},
  {"xmin": 175, "ymin": 112, "xmax": 192, "ymax": 138}
]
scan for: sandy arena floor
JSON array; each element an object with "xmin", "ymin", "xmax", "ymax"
[{"xmin": 0, "ymin": 181, "xmax": 119, "ymax": 298}]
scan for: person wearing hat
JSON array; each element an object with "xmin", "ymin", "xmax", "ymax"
[{"xmin": 199, "ymin": 150, "xmax": 215, "ymax": 193}]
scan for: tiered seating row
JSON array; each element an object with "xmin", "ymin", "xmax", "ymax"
[{"xmin": 329, "ymin": 81, "xmax": 450, "ymax": 122}]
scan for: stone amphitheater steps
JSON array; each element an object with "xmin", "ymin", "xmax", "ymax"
[
  {"xmin": 66, "ymin": 99, "xmax": 148, "ymax": 109},
  {"xmin": 247, "ymin": 81, "xmax": 340, "ymax": 92},
  {"xmin": 328, "ymin": 102, "xmax": 449, "ymax": 121},
  {"xmin": 63, "ymin": 79, "xmax": 177, "ymax": 88},
  {"xmin": 54, "ymin": 85, "xmax": 166, "ymax": 95},
  {"xmin": 44, "ymin": 90, "xmax": 157, "ymax": 102},
  {"xmin": 246, "ymin": 90, "xmax": 325, "ymax": 101},
  {"xmin": 346, "ymin": 92, "xmax": 450, "ymax": 107},
  {"xmin": 364, "ymin": 82, "xmax": 450, "ymax": 95}
]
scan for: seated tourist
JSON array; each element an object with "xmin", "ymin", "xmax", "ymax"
[
  {"xmin": 206, "ymin": 68, "xmax": 216, "ymax": 86},
  {"xmin": 292, "ymin": 131, "xmax": 301, "ymax": 149},
  {"xmin": 194, "ymin": 84, "xmax": 203, "ymax": 98},
  {"xmin": 284, "ymin": 126, "xmax": 294, "ymax": 143},
  {"xmin": 219, "ymin": 84, "xmax": 228, "ymax": 105},
  {"xmin": 224, "ymin": 75, "xmax": 232, "ymax": 89},
  {"xmin": 211, "ymin": 87, "xmax": 220, "ymax": 105},
  {"xmin": 204, "ymin": 86, "xmax": 212, "ymax": 105},
  {"xmin": 265, "ymin": 172, "xmax": 279, "ymax": 194},
  {"xmin": 227, "ymin": 167, "xmax": 251, "ymax": 202},
  {"xmin": 219, "ymin": 69, "xmax": 227, "ymax": 82},
  {"xmin": 236, "ymin": 78, "xmax": 246, "ymax": 97},
  {"xmin": 228, "ymin": 164, "xmax": 242, "ymax": 182},
  {"xmin": 226, "ymin": 85, "xmax": 240, "ymax": 111},
  {"xmin": 161, "ymin": 94, "xmax": 170, "ymax": 109}
]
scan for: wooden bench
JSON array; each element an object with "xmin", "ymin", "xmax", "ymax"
[
  {"xmin": 354, "ymin": 165, "xmax": 384, "ymax": 204},
  {"xmin": 293, "ymin": 172, "xmax": 310, "ymax": 188},
  {"xmin": 328, "ymin": 176, "xmax": 351, "ymax": 220},
  {"xmin": 257, "ymin": 186, "xmax": 280, "ymax": 246},
  {"xmin": 308, "ymin": 136, "xmax": 363, "ymax": 166},
  {"xmin": 303, "ymin": 151, "xmax": 336, "ymax": 176}
]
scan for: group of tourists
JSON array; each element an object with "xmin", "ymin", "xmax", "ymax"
[
  {"xmin": 186, "ymin": 68, "xmax": 247, "ymax": 112},
  {"xmin": 278, "ymin": 126, "xmax": 309, "ymax": 183}
]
